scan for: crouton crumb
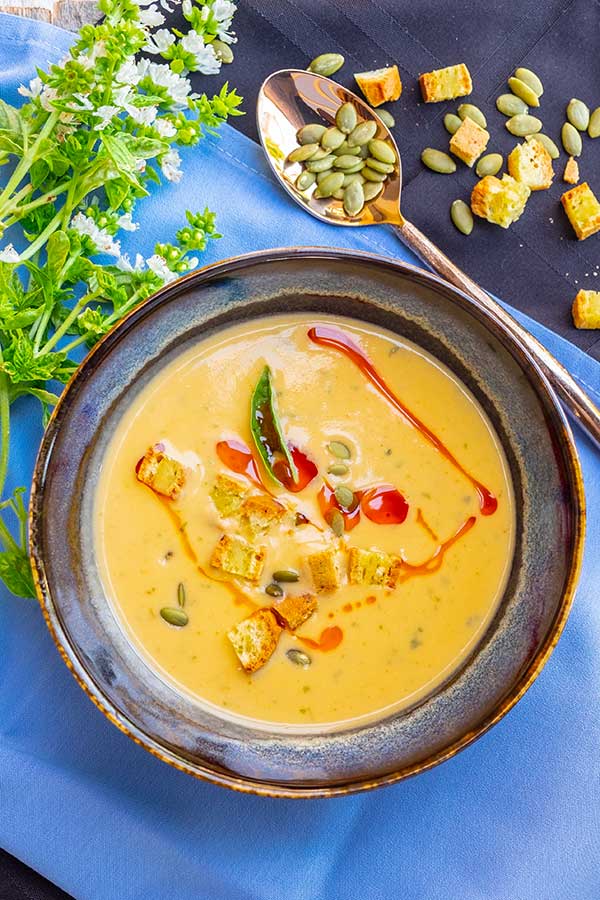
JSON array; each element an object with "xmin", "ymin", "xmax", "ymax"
[{"xmin": 227, "ymin": 609, "xmax": 282, "ymax": 672}]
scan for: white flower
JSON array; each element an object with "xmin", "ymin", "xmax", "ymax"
[
  {"xmin": 181, "ymin": 31, "xmax": 220, "ymax": 74},
  {"xmin": 145, "ymin": 28, "xmax": 175, "ymax": 55},
  {"xmin": 18, "ymin": 76, "xmax": 42, "ymax": 98},
  {"xmin": 0, "ymin": 244, "xmax": 20, "ymax": 263},
  {"xmin": 154, "ymin": 117, "xmax": 177, "ymax": 138},
  {"xmin": 115, "ymin": 59, "xmax": 141, "ymax": 86},
  {"xmin": 124, "ymin": 103, "xmax": 158, "ymax": 126},
  {"xmin": 70, "ymin": 213, "xmax": 121, "ymax": 257},
  {"xmin": 138, "ymin": 4, "xmax": 165, "ymax": 27},
  {"xmin": 117, "ymin": 213, "xmax": 139, "ymax": 232},
  {"xmin": 39, "ymin": 86, "xmax": 58, "ymax": 112},
  {"xmin": 146, "ymin": 254, "xmax": 177, "ymax": 282},
  {"xmin": 117, "ymin": 252, "xmax": 146, "ymax": 272},
  {"xmin": 182, "ymin": 0, "xmax": 192, "ymax": 14},
  {"xmin": 213, "ymin": 0, "xmax": 237, "ymax": 41},
  {"xmin": 113, "ymin": 85, "xmax": 133, "ymax": 108},
  {"xmin": 93, "ymin": 105, "xmax": 120, "ymax": 131},
  {"xmin": 69, "ymin": 92, "xmax": 93, "ymax": 111},
  {"xmin": 160, "ymin": 148, "xmax": 182, "ymax": 182},
  {"xmin": 134, "ymin": 0, "xmax": 173, "ymax": 10},
  {"xmin": 136, "ymin": 60, "xmax": 194, "ymax": 106}
]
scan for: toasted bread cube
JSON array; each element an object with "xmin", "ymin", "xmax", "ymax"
[
  {"xmin": 348, "ymin": 547, "xmax": 402, "ymax": 588},
  {"xmin": 274, "ymin": 593, "xmax": 317, "ymax": 630},
  {"xmin": 210, "ymin": 534, "xmax": 265, "ymax": 583},
  {"xmin": 449, "ymin": 117, "xmax": 489, "ymax": 167},
  {"xmin": 572, "ymin": 290, "xmax": 600, "ymax": 329},
  {"xmin": 419, "ymin": 64, "xmax": 472, "ymax": 103},
  {"xmin": 471, "ymin": 174, "xmax": 530, "ymax": 228},
  {"xmin": 507, "ymin": 139, "xmax": 553, "ymax": 191},
  {"xmin": 307, "ymin": 548, "xmax": 340, "ymax": 592},
  {"xmin": 210, "ymin": 473, "xmax": 248, "ymax": 516},
  {"xmin": 563, "ymin": 157, "xmax": 580, "ymax": 185},
  {"xmin": 354, "ymin": 65, "xmax": 402, "ymax": 107},
  {"xmin": 561, "ymin": 182, "xmax": 600, "ymax": 240},
  {"xmin": 136, "ymin": 445, "xmax": 185, "ymax": 499},
  {"xmin": 227, "ymin": 609, "xmax": 282, "ymax": 673},
  {"xmin": 239, "ymin": 495, "xmax": 285, "ymax": 536}
]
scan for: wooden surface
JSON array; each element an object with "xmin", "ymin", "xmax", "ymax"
[{"xmin": 0, "ymin": 0, "xmax": 97, "ymax": 28}]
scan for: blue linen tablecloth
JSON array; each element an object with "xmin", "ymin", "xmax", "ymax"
[{"xmin": 1, "ymin": 14, "xmax": 599, "ymax": 900}]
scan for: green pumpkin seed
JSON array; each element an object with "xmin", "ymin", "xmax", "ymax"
[
  {"xmin": 508, "ymin": 77, "xmax": 540, "ymax": 108},
  {"xmin": 297, "ymin": 123, "xmax": 327, "ymax": 145},
  {"xmin": 567, "ymin": 98, "xmax": 590, "ymax": 132},
  {"xmin": 444, "ymin": 113, "xmax": 462, "ymax": 134},
  {"xmin": 358, "ymin": 144, "xmax": 371, "ymax": 158},
  {"xmin": 213, "ymin": 40, "xmax": 234, "ymax": 64},
  {"xmin": 327, "ymin": 508, "xmax": 345, "ymax": 537},
  {"xmin": 342, "ymin": 172, "xmax": 365, "ymax": 186},
  {"xmin": 458, "ymin": 103, "xmax": 487, "ymax": 128},
  {"xmin": 321, "ymin": 126, "xmax": 346, "ymax": 151},
  {"xmin": 328, "ymin": 440, "xmax": 351, "ymax": 459},
  {"xmin": 314, "ymin": 170, "xmax": 345, "ymax": 198},
  {"xmin": 376, "ymin": 108, "xmax": 395, "ymax": 128},
  {"xmin": 475, "ymin": 153, "xmax": 503, "ymax": 177},
  {"xmin": 421, "ymin": 148, "xmax": 456, "ymax": 174},
  {"xmin": 328, "ymin": 463, "xmax": 349, "ymax": 476},
  {"xmin": 588, "ymin": 107, "xmax": 600, "ymax": 139},
  {"xmin": 368, "ymin": 139, "xmax": 396, "ymax": 164},
  {"xmin": 333, "ymin": 141, "xmax": 361, "ymax": 156},
  {"xmin": 496, "ymin": 93, "xmax": 528, "ymax": 116},
  {"xmin": 450, "ymin": 199, "xmax": 474, "ymax": 235},
  {"xmin": 334, "ymin": 154, "xmax": 365, "ymax": 170},
  {"xmin": 308, "ymin": 53, "xmax": 345, "ymax": 77},
  {"xmin": 336, "ymin": 102, "xmax": 358, "ymax": 134},
  {"xmin": 309, "ymin": 146, "xmax": 331, "ymax": 160},
  {"xmin": 505, "ymin": 114, "xmax": 542, "ymax": 136},
  {"xmin": 526, "ymin": 133, "xmax": 559, "ymax": 159},
  {"xmin": 286, "ymin": 648, "xmax": 312, "ymax": 668},
  {"xmin": 335, "ymin": 485, "xmax": 355, "ymax": 509},
  {"xmin": 287, "ymin": 143, "xmax": 319, "ymax": 163},
  {"xmin": 341, "ymin": 161, "xmax": 365, "ymax": 174},
  {"xmin": 296, "ymin": 170, "xmax": 316, "ymax": 191},
  {"xmin": 363, "ymin": 181, "xmax": 384, "ymax": 201},
  {"xmin": 316, "ymin": 169, "xmax": 333, "ymax": 183},
  {"xmin": 362, "ymin": 167, "xmax": 386, "ymax": 182},
  {"xmin": 332, "ymin": 188, "xmax": 345, "ymax": 200},
  {"xmin": 306, "ymin": 155, "xmax": 335, "ymax": 172},
  {"xmin": 343, "ymin": 180, "xmax": 365, "ymax": 216},
  {"xmin": 561, "ymin": 122, "xmax": 582, "ymax": 157},
  {"xmin": 273, "ymin": 569, "xmax": 300, "ymax": 583},
  {"xmin": 265, "ymin": 582, "xmax": 284, "ymax": 597},
  {"xmin": 365, "ymin": 157, "xmax": 395, "ymax": 174},
  {"xmin": 347, "ymin": 120, "xmax": 378, "ymax": 147},
  {"xmin": 160, "ymin": 607, "xmax": 188, "ymax": 627},
  {"xmin": 514, "ymin": 67, "xmax": 544, "ymax": 98},
  {"xmin": 177, "ymin": 582, "xmax": 186, "ymax": 608}
]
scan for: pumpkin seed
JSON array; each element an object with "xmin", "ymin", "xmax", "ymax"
[
  {"xmin": 358, "ymin": 144, "xmax": 371, "ymax": 158},
  {"xmin": 334, "ymin": 154, "xmax": 366, "ymax": 170},
  {"xmin": 450, "ymin": 199, "xmax": 474, "ymax": 235},
  {"xmin": 317, "ymin": 169, "xmax": 334, "ymax": 183},
  {"xmin": 475, "ymin": 153, "xmax": 503, "ymax": 177},
  {"xmin": 343, "ymin": 180, "xmax": 365, "ymax": 216},
  {"xmin": 365, "ymin": 157, "xmax": 395, "ymax": 174},
  {"xmin": 347, "ymin": 120, "xmax": 378, "ymax": 147},
  {"xmin": 327, "ymin": 508, "xmax": 345, "ymax": 537},
  {"xmin": 273, "ymin": 569, "xmax": 300, "ymax": 583},
  {"xmin": 287, "ymin": 143, "xmax": 319, "ymax": 163},
  {"xmin": 335, "ymin": 485, "xmax": 355, "ymax": 508},
  {"xmin": 342, "ymin": 172, "xmax": 365, "ymax": 186},
  {"xmin": 458, "ymin": 103, "xmax": 487, "ymax": 128},
  {"xmin": 321, "ymin": 126, "xmax": 346, "ymax": 151},
  {"xmin": 308, "ymin": 53, "xmax": 345, "ymax": 77},
  {"xmin": 421, "ymin": 148, "xmax": 457, "ymax": 174},
  {"xmin": 526, "ymin": 133, "xmax": 559, "ymax": 159},
  {"xmin": 567, "ymin": 98, "xmax": 590, "ymax": 132},
  {"xmin": 368, "ymin": 139, "xmax": 396, "ymax": 164},
  {"xmin": 340, "ymin": 160, "xmax": 365, "ymax": 174},
  {"xmin": 213, "ymin": 40, "xmax": 234, "ymax": 64},
  {"xmin": 309, "ymin": 146, "xmax": 331, "ymax": 160},
  {"xmin": 514, "ymin": 67, "xmax": 544, "ymax": 98},
  {"xmin": 328, "ymin": 463, "xmax": 349, "ymax": 476},
  {"xmin": 286, "ymin": 648, "xmax": 312, "ymax": 668},
  {"xmin": 362, "ymin": 167, "xmax": 387, "ymax": 182},
  {"xmin": 376, "ymin": 108, "xmax": 395, "ymax": 128},
  {"xmin": 296, "ymin": 171, "xmax": 316, "ymax": 191},
  {"xmin": 363, "ymin": 181, "xmax": 384, "ymax": 201},
  {"xmin": 314, "ymin": 170, "xmax": 345, "ymax": 198},
  {"xmin": 505, "ymin": 114, "xmax": 542, "ymax": 136},
  {"xmin": 297, "ymin": 123, "xmax": 327, "ymax": 145},
  {"xmin": 160, "ymin": 607, "xmax": 188, "ymax": 627},
  {"xmin": 561, "ymin": 122, "xmax": 582, "ymax": 157},
  {"xmin": 265, "ymin": 582, "xmax": 284, "ymax": 597},
  {"xmin": 336, "ymin": 102, "xmax": 358, "ymax": 134},
  {"xmin": 508, "ymin": 76, "xmax": 540, "ymax": 108},
  {"xmin": 306, "ymin": 155, "xmax": 335, "ymax": 172},
  {"xmin": 332, "ymin": 188, "xmax": 345, "ymax": 200},
  {"xmin": 588, "ymin": 107, "xmax": 600, "ymax": 139},
  {"xmin": 328, "ymin": 440, "xmax": 351, "ymax": 459},
  {"xmin": 444, "ymin": 113, "xmax": 462, "ymax": 134},
  {"xmin": 496, "ymin": 93, "xmax": 528, "ymax": 116},
  {"xmin": 333, "ymin": 141, "xmax": 361, "ymax": 156},
  {"xmin": 177, "ymin": 582, "xmax": 186, "ymax": 608}
]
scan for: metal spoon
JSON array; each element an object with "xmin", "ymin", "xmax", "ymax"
[{"xmin": 257, "ymin": 68, "xmax": 600, "ymax": 449}]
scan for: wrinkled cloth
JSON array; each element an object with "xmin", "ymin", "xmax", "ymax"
[{"xmin": 0, "ymin": 15, "xmax": 599, "ymax": 900}]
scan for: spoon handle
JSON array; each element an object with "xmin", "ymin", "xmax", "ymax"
[{"xmin": 394, "ymin": 218, "xmax": 600, "ymax": 450}]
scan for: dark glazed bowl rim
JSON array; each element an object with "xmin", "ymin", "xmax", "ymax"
[{"xmin": 29, "ymin": 247, "xmax": 586, "ymax": 799}]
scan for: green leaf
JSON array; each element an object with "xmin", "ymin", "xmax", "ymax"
[
  {"xmin": 0, "ymin": 549, "xmax": 35, "ymax": 598},
  {"xmin": 101, "ymin": 132, "xmax": 137, "ymax": 173},
  {"xmin": 30, "ymin": 158, "xmax": 50, "ymax": 189},
  {"xmin": 1, "ymin": 333, "xmax": 69, "ymax": 384},
  {"xmin": 250, "ymin": 366, "xmax": 298, "ymax": 486},
  {"xmin": 104, "ymin": 177, "xmax": 130, "ymax": 211},
  {"xmin": 119, "ymin": 132, "xmax": 167, "ymax": 159},
  {"xmin": 0, "ymin": 98, "xmax": 26, "ymax": 139},
  {"xmin": 46, "ymin": 231, "xmax": 71, "ymax": 284}
]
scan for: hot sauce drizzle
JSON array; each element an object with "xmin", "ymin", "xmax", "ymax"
[
  {"xmin": 308, "ymin": 325, "xmax": 498, "ymax": 516},
  {"xmin": 216, "ymin": 438, "xmax": 263, "ymax": 487},
  {"xmin": 298, "ymin": 626, "xmax": 343, "ymax": 652},
  {"xmin": 397, "ymin": 515, "xmax": 476, "ymax": 582},
  {"xmin": 318, "ymin": 481, "xmax": 361, "ymax": 531},
  {"xmin": 416, "ymin": 508, "xmax": 438, "ymax": 541},
  {"xmin": 361, "ymin": 484, "xmax": 409, "ymax": 525},
  {"xmin": 273, "ymin": 445, "xmax": 318, "ymax": 492}
]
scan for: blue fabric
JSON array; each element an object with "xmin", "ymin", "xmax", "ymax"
[{"xmin": 1, "ymin": 15, "xmax": 599, "ymax": 900}]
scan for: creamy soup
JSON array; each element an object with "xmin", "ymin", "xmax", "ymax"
[{"xmin": 95, "ymin": 314, "xmax": 515, "ymax": 726}]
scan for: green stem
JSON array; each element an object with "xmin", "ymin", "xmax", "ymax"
[
  {"xmin": 0, "ymin": 516, "xmax": 19, "ymax": 554},
  {"xmin": 33, "ymin": 305, "xmax": 54, "ymax": 352},
  {"xmin": 0, "ymin": 363, "xmax": 10, "ymax": 501},
  {"xmin": 16, "ymin": 210, "xmax": 63, "ymax": 262},
  {"xmin": 7, "ymin": 178, "xmax": 72, "ymax": 219},
  {"xmin": 39, "ymin": 290, "xmax": 98, "ymax": 354},
  {"xmin": 0, "ymin": 111, "xmax": 60, "ymax": 212},
  {"xmin": 59, "ymin": 332, "xmax": 90, "ymax": 354}
]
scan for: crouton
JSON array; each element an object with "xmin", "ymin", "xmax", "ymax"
[
  {"xmin": 273, "ymin": 593, "xmax": 317, "ymax": 630},
  {"xmin": 507, "ymin": 139, "xmax": 553, "ymax": 191},
  {"xmin": 471, "ymin": 174, "xmax": 530, "ymax": 228},
  {"xmin": 563, "ymin": 157, "xmax": 580, "ymax": 185},
  {"xmin": 561, "ymin": 182, "xmax": 600, "ymax": 240},
  {"xmin": 136, "ymin": 445, "xmax": 185, "ymax": 499},
  {"xmin": 419, "ymin": 64, "xmax": 472, "ymax": 103},
  {"xmin": 354, "ymin": 65, "xmax": 402, "ymax": 107},
  {"xmin": 210, "ymin": 473, "xmax": 248, "ymax": 516},
  {"xmin": 572, "ymin": 290, "xmax": 600, "ymax": 329},
  {"xmin": 348, "ymin": 547, "xmax": 403, "ymax": 588},
  {"xmin": 307, "ymin": 548, "xmax": 340, "ymax": 592},
  {"xmin": 239, "ymin": 495, "xmax": 285, "ymax": 536},
  {"xmin": 227, "ymin": 609, "xmax": 282, "ymax": 673},
  {"xmin": 210, "ymin": 534, "xmax": 265, "ymax": 583},
  {"xmin": 449, "ymin": 117, "xmax": 489, "ymax": 167}
]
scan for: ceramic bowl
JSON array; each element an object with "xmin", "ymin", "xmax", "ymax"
[{"xmin": 30, "ymin": 248, "xmax": 585, "ymax": 798}]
